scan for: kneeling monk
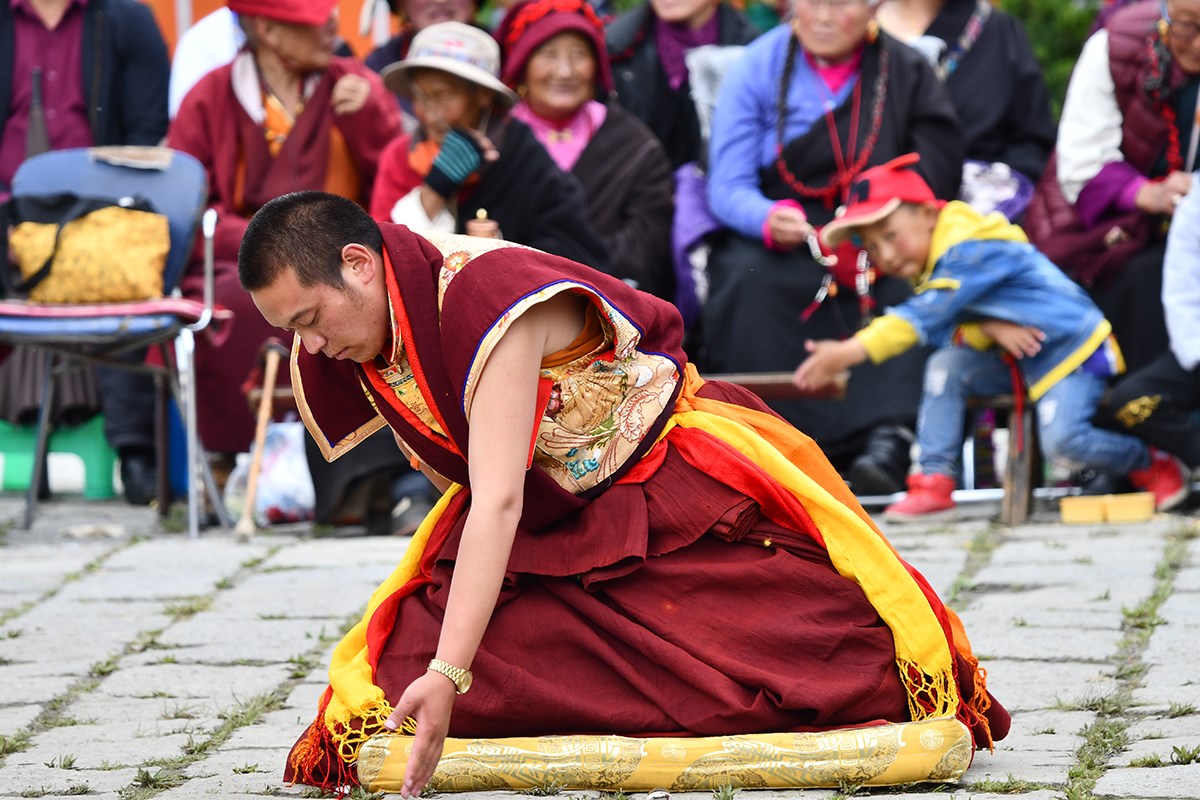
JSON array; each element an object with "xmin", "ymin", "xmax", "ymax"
[{"xmin": 238, "ymin": 191, "xmax": 1009, "ymax": 796}]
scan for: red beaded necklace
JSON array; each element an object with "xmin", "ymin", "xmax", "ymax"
[
  {"xmin": 773, "ymin": 35, "xmax": 890, "ymax": 209},
  {"xmin": 1147, "ymin": 29, "xmax": 1185, "ymax": 172}
]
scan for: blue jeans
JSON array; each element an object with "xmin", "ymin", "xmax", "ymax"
[{"xmin": 916, "ymin": 346, "xmax": 1150, "ymax": 479}]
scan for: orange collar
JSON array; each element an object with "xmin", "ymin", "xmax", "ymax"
[{"xmin": 365, "ymin": 246, "xmax": 461, "ymax": 455}]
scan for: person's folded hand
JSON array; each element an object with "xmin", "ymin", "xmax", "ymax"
[{"xmin": 331, "ymin": 74, "xmax": 371, "ymax": 116}]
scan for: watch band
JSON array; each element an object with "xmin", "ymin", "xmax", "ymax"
[{"xmin": 427, "ymin": 658, "xmax": 472, "ymax": 694}]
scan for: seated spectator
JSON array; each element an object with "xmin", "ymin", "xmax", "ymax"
[
  {"xmin": 499, "ymin": 0, "xmax": 675, "ymax": 299},
  {"xmin": 168, "ymin": 0, "xmax": 402, "ymax": 464},
  {"xmin": 168, "ymin": 7, "xmax": 355, "ymax": 120},
  {"xmin": 795, "ymin": 155, "xmax": 1191, "ymax": 519},
  {"xmin": 702, "ymin": 0, "xmax": 964, "ymax": 495},
  {"xmin": 0, "ymin": 0, "xmax": 170, "ymax": 504},
  {"xmin": 1106, "ymin": 175, "xmax": 1200, "ymax": 481},
  {"xmin": 1024, "ymin": 0, "xmax": 1200, "ymax": 373},
  {"xmin": 370, "ymin": 21, "xmax": 610, "ymax": 268},
  {"xmin": 605, "ymin": 0, "xmax": 758, "ymax": 169},
  {"xmin": 875, "ymin": 0, "xmax": 1056, "ymax": 214}
]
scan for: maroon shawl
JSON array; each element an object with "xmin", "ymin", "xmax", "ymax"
[{"xmin": 295, "ymin": 224, "xmax": 686, "ymax": 533}]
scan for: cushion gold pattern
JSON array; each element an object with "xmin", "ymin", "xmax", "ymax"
[{"xmin": 356, "ymin": 717, "xmax": 973, "ymax": 792}]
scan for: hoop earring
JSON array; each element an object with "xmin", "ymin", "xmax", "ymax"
[
  {"xmin": 1158, "ymin": 17, "xmax": 1170, "ymax": 41},
  {"xmin": 517, "ymin": 84, "xmax": 528, "ymax": 99},
  {"xmin": 866, "ymin": 18, "xmax": 880, "ymax": 44},
  {"xmin": 791, "ymin": 16, "xmax": 802, "ymax": 39}
]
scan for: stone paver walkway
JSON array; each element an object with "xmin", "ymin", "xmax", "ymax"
[{"xmin": 0, "ymin": 495, "xmax": 1197, "ymax": 800}]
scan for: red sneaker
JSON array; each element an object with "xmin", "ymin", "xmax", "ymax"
[
  {"xmin": 1128, "ymin": 449, "xmax": 1190, "ymax": 511},
  {"xmin": 884, "ymin": 474, "xmax": 957, "ymax": 523}
]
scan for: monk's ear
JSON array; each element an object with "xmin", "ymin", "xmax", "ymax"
[{"xmin": 341, "ymin": 243, "xmax": 378, "ymax": 284}]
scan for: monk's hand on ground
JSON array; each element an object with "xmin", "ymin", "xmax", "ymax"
[
  {"xmin": 331, "ymin": 74, "xmax": 371, "ymax": 116},
  {"xmin": 1137, "ymin": 171, "xmax": 1193, "ymax": 216},
  {"xmin": 385, "ymin": 671, "xmax": 455, "ymax": 798},
  {"xmin": 793, "ymin": 339, "xmax": 854, "ymax": 393},
  {"xmin": 766, "ymin": 205, "xmax": 812, "ymax": 251},
  {"xmin": 979, "ymin": 319, "xmax": 1045, "ymax": 359}
]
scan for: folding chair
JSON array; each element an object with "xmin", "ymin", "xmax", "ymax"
[{"xmin": 0, "ymin": 146, "xmax": 231, "ymax": 537}]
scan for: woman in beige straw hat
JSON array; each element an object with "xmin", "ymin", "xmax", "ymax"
[{"xmin": 370, "ymin": 21, "xmax": 609, "ymax": 269}]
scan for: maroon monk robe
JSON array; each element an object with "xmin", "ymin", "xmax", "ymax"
[{"xmin": 284, "ymin": 226, "xmax": 1008, "ymax": 787}]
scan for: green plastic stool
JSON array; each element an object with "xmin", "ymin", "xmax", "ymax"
[{"xmin": 0, "ymin": 415, "xmax": 116, "ymax": 499}]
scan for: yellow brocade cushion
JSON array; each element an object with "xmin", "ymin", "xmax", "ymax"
[{"xmin": 356, "ymin": 717, "xmax": 973, "ymax": 793}]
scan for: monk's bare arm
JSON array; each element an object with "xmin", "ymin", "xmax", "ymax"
[{"xmin": 383, "ymin": 291, "xmax": 586, "ymax": 797}]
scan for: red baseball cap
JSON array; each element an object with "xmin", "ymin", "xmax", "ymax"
[
  {"xmin": 821, "ymin": 153, "xmax": 942, "ymax": 247},
  {"xmin": 228, "ymin": 0, "xmax": 337, "ymax": 26}
]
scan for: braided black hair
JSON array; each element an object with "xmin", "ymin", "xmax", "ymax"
[{"xmin": 775, "ymin": 30, "xmax": 801, "ymax": 160}]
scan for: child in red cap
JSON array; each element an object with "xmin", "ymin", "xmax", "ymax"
[{"xmin": 795, "ymin": 154, "xmax": 1190, "ymax": 521}]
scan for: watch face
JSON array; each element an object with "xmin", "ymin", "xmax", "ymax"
[{"xmin": 458, "ymin": 670, "xmax": 473, "ymax": 694}]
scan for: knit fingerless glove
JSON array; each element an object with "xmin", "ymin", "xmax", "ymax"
[{"xmin": 424, "ymin": 129, "xmax": 485, "ymax": 200}]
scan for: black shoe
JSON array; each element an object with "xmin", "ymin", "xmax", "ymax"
[
  {"xmin": 119, "ymin": 449, "xmax": 157, "ymax": 506},
  {"xmin": 390, "ymin": 493, "xmax": 436, "ymax": 537},
  {"xmin": 1071, "ymin": 468, "xmax": 1129, "ymax": 496},
  {"xmin": 849, "ymin": 457, "xmax": 903, "ymax": 495},
  {"xmin": 848, "ymin": 425, "xmax": 915, "ymax": 496}
]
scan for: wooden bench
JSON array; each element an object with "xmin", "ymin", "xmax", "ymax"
[
  {"xmin": 966, "ymin": 393, "xmax": 1039, "ymax": 525},
  {"xmin": 705, "ymin": 372, "xmax": 1041, "ymax": 524},
  {"xmin": 702, "ymin": 371, "xmax": 846, "ymax": 401}
]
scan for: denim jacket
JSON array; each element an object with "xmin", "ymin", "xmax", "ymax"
[{"xmin": 860, "ymin": 201, "xmax": 1115, "ymax": 400}]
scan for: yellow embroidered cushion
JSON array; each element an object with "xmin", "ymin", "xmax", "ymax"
[{"xmin": 356, "ymin": 717, "xmax": 974, "ymax": 793}]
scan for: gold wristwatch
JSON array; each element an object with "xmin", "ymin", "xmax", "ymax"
[{"xmin": 427, "ymin": 658, "xmax": 473, "ymax": 694}]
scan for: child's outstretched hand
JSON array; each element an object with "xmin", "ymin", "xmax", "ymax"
[
  {"xmin": 980, "ymin": 320, "xmax": 1045, "ymax": 359},
  {"xmin": 792, "ymin": 339, "xmax": 863, "ymax": 394}
]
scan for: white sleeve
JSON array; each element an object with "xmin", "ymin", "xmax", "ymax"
[
  {"xmin": 168, "ymin": 9, "xmax": 244, "ymax": 118},
  {"xmin": 1056, "ymin": 30, "xmax": 1125, "ymax": 204},
  {"xmin": 1163, "ymin": 179, "xmax": 1200, "ymax": 371},
  {"xmin": 389, "ymin": 187, "xmax": 456, "ymax": 233}
]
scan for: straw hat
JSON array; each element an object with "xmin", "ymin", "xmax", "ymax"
[{"xmin": 381, "ymin": 22, "xmax": 519, "ymax": 107}]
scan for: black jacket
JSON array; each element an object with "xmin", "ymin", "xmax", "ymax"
[
  {"xmin": 0, "ymin": 0, "xmax": 169, "ymax": 172},
  {"xmin": 926, "ymin": 0, "xmax": 1055, "ymax": 183},
  {"xmin": 606, "ymin": 2, "xmax": 757, "ymax": 170},
  {"xmin": 462, "ymin": 117, "xmax": 611, "ymax": 272},
  {"xmin": 573, "ymin": 104, "xmax": 674, "ymax": 299}
]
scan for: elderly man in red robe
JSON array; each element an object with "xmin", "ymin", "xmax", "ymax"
[{"xmin": 168, "ymin": 0, "xmax": 402, "ymax": 466}]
